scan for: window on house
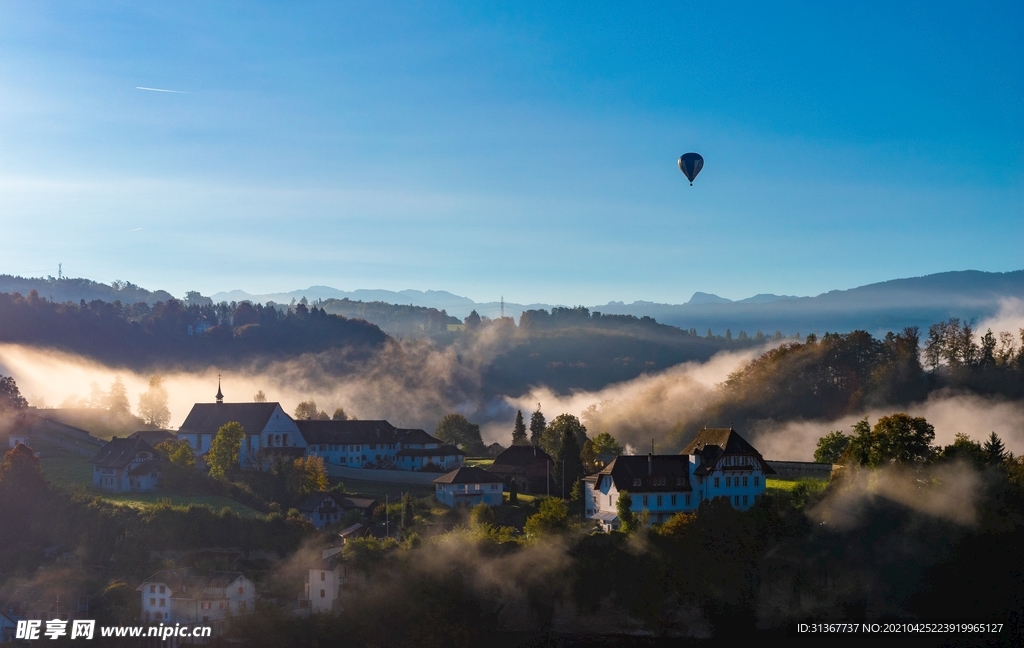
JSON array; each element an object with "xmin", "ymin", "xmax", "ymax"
[
  {"xmin": 159, "ymin": 599, "xmax": 165, "ymax": 607},
  {"xmin": 742, "ymin": 477, "xmax": 748, "ymax": 487},
  {"xmin": 219, "ymin": 602, "xmax": 226, "ymax": 610},
  {"xmin": 734, "ymin": 495, "xmax": 740, "ymax": 506},
  {"xmin": 642, "ymin": 496, "xmax": 648, "ymax": 507},
  {"xmin": 238, "ymin": 586, "xmax": 245, "ymax": 594},
  {"xmin": 320, "ymin": 572, "xmax": 325, "ymax": 581},
  {"xmin": 633, "ymin": 478, "xmax": 641, "ymax": 487},
  {"xmin": 754, "ymin": 476, "xmax": 760, "ymax": 487},
  {"xmin": 150, "ymin": 598, "xmax": 156, "ymax": 606},
  {"xmin": 656, "ymin": 495, "xmax": 663, "ymax": 507},
  {"xmin": 239, "ymin": 601, "xmax": 247, "ymax": 611},
  {"xmin": 685, "ymin": 494, "xmax": 691, "ymax": 506},
  {"xmin": 159, "ymin": 586, "xmax": 165, "ymax": 594},
  {"xmin": 670, "ymin": 495, "xmax": 677, "ymax": 506},
  {"xmin": 743, "ymin": 495, "xmax": 748, "ymax": 505},
  {"xmin": 320, "ymin": 589, "xmax": 326, "ymax": 598},
  {"xmin": 150, "ymin": 585, "xmax": 156, "ymax": 593},
  {"xmin": 201, "ymin": 602, "xmax": 211, "ymax": 610},
  {"xmin": 283, "ymin": 434, "xmax": 289, "ymax": 445},
  {"xmin": 725, "ymin": 477, "xmax": 731, "ymax": 487},
  {"xmin": 714, "ymin": 477, "xmax": 719, "ymax": 487},
  {"xmin": 155, "ymin": 612, "xmax": 162, "ymax": 621}
]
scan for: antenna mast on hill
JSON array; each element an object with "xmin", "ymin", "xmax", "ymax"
[
  {"xmin": 58, "ymin": 264, "xmax": 62, "ymax": 280},
  {"xmin": 500, "ymin": 296, "xmax": 504, "ymax": 319}
]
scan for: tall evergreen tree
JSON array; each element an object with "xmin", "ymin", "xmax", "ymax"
[
  {"xmin": 529, "ymin": 406, "xmax": 546, "ymax": 446},
  {"xmin": 511, "ymin": 410, "xmax": 528, "ymax": 446},
  {"xmin": 553, "ymin": 425, "xmax": 584, "ymax": 500},
  {"xmin": 983, "ymin": 432, "xmax": 1007, "ymax": 465}
]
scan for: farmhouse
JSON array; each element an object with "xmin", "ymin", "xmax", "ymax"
[
  {"xmin": 487, "ymin": 445, "xmax": 554, "ymax": 494},
  {"xmin": 137, "ymin": 569, "xmax": 255, "ymax": 626},
  {"xmin": 584, "ymin": 428, "xmax": 775, "ymax": 530},
  {"xmin": 433, "ymin": 466, "xmax": 504, "ymax": 507},
  {"xmin": 90, "ymin": 437, "xmax": 163, "ymax": 492}
]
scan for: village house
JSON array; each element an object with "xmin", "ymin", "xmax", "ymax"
[
  {"xmin": 433, "ymin": 466, "xmax": 504, "ymax": 507},
  {"xmin": 176, "ymin": 387, "xmax": 463, "ymax": 473},
  {"xmin": 301, "ymin": 554, "xmax": 346, "ymax": 614},
  {"xmin": 137, "ymin": 569, "xmax": 255, "ymax": 627},
  {"xmin": 176, "ymin": 387, "xmax": 303, "ymax": 468},
  {"xmin": 297, "ymin": 420, "xmax": 464, "ymax": 471},
  {"xmin": 90, "ymin": 437, "xmax": 163, "ymax": 492},
  {"xmin": 584, "ymin": 428, "xmax": 775, "ymax": 531},
  {"xmin": 487, "ymin": 445, "xmax": 555, "ymax": 494}
]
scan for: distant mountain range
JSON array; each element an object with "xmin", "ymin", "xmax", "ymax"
[
  {"xmin": 212, "ymin": 270, "xmax": 1024, "ymax": 337},
  {"xmin": 2, "ymin": 270, "xmax": 1021, "ymax": 338}
]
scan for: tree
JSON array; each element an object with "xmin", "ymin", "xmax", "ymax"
[
  {"xmin": 983, "ymin": 432, "xmax": 1007, "ymax": 465},
  {"xmin": 253, "ymin": 390, "xmax": 267, "ymax": 403},
  {"xmin": 616, "ymin": 490, "xmax": 636, "ymax": 534},
  {"xmin": 509, "ymin": 478, "xmax": 518, "ymax": 504},
  {"xmin": 470, "ymin": 503, "xmax": 496, "ymax": 530},
  {"xmin": 938, "ymin": 433, "xmax": 986, "ymax": 469},
  {"xmin": 106, "ymin": 376, "xmax": 131, "ymax": 417},
  {"xmin": 591, "ymin": 432, "xmax": 623, "ymax": 457},
  {"xmin": 464, "ymin": 310, "xmax": 481, "ymax": 330},
  {"xmin": 332, "ymin": 407, "xmax": 349, "ymax": 421},
  {"xmin": 529, "ymin": 407, "xmax": 546, "ymax": 446},
  {"xmin": 156, "ymin": 439, "xmax": 195, "ymax": 468},
  {"xmin": 552, "ymin": 418, "xmax": 585, "ymax": 499},
  {"xmin": 842, "ymin": 418, "xmax": 873, "ymax": 466},
  {"xmin": 541, "ymin": 413, "xmax": 587, "ymax": 460},
  {"xmin": 868, "ymin": 414, "xmax": 936, "ymax": 466},
  {"xmin": 0, "ymin": 375, "xmax": 28, "ymax": 411},
  {"xmin": 814, "ymin": 431, "xmax": 850, "ymax": 464},
  {"xmin": 524, "ymin": 498, "xmax": 569, "ymax": 537},
  {"xmin": 207, "ymin": 421, "xmax": 245, "ymax": 479},
  {"xmin": 295, "ymin": 400, "xmax": 328, "ymax": 420},
  {"xmin": 435, "ymin": 414, "xmax": 486, "ymax": 455},
  {"xmin": 293, "ymin": 456, "xmax": 328, "ymax": 494},
  {"xmin": 137, "ymin": 375, "xmax": 171, "ymax": 427},
  {"xmin": 0, "ymin": 443, "xmax": 47, "ymax": 498},
  {"xmin": 511, "ymin": 410, "xmax": 528, "ymax": 446}
]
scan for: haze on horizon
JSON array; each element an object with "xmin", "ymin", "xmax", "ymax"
[{"xmin": 0, "ymin": 2, "xmax": 1020, "ymax": 305}]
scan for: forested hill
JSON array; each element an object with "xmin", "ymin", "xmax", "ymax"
[
  {"xmin": 0, "ymin": 275, "xmax": 174, "ymax": 305},
  {"xmin": 0, "ymin": 292, "xmax": 387, "ymax": 367},
  {"xmin": 318, "ymin": 298, "xmax": 461, "ymax": 338}
]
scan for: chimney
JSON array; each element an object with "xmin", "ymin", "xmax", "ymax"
[{"xmin": 648, "ymin": 453, "xmax": 652, "ymax": 475}]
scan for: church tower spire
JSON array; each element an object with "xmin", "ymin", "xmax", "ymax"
[{"xmin": 216, "ymin": 375, "xmax": 224, "ymax": 404}]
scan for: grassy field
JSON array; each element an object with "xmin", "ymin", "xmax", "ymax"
[
  {"xmin": 331, "ymin": 478, "xmax": 435, "ymax": 501},
  {"xmin": 36, "ymin": 443, "xmax": 262, "ymax": 516},
  {"xmin": 98, "ymin": 492, "xmax": 262, "ymax": 517},
  {"xmin": 766, "ymin": 477, "xmax": 826, "ymax": 492},
  {"xmin": 38, "ymin": 447, "xmax": 94, "ymax": 489},
  {"xmin": 463, "ymin": 458, "xmax": 494, "ymax": 468}
]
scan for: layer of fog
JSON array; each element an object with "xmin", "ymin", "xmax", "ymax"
[
  {"xmin": 495, "ymin": 344, "xmax": 774, "ymax": 451},
  {"xmin": 976, "ymin": 297, "xmax": 1024, "ymax": 338}
]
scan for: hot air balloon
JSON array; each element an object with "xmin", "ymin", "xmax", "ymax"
[{"xmin": 678, "ymin": 153, "xmax": 704, "ymax": 185}]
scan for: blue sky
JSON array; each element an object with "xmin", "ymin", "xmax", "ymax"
[{"xmin": 1, "ymin": 2, "xmax": 1020, "ymax": 305}]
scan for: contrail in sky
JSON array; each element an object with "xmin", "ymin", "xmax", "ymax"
[
  {"xmin": 136, "ymin": 86, "xmax": 186, "ymax": 94},
  {"xmin": 130, "ymin": 228, "xmax": 143, "ymax": 232}
]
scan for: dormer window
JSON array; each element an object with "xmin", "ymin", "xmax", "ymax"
[{"xmin": 632, "ymin": 478, "xmax": 642, "ymax": 487}]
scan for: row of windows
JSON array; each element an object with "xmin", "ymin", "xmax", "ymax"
[
  {"xmin": 639, "ymin": 494, "xmax": 692, "ymax": 508},
  {"xmin": 713, "ymin": 476, "xmax": 759, "ymax": 488},
  {"xmin": 631, "ymin": 476, "xmax": 686, "ymax": 487},
  {"xmin": 312, "ymin": 443, "xmax": 398, "ymax": 452}
]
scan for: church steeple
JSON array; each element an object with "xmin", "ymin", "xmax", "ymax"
[{"xmin": 216, "ymin": 375, "xmax": 224, "ymax": 404}]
